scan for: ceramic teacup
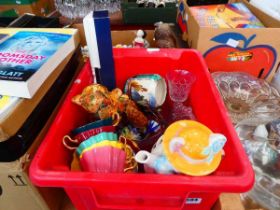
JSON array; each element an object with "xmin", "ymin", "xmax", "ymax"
[
  {"xmin": 74, "ymin": 125, "xmax": 115, "ymax": 143},
  {"xmin": 124, "ymin": 74, "xmax": 167, "ymax": 108},
  {"xmin": 79, "ymin": 145, "xmax": 126, "ymax": 173},
  {"xmin": 71, "ymin": 118, "xmax": 113, "ymax": 136},
  {"xmin": 62, "ymin": 118, "xmax": 114, "ymax": 151},
  {"xmin": 76, "ymin": 132, "xmax": 118, "ymax": 156}
]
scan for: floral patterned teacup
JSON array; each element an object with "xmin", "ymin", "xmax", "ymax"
[{"xmin": 124, "ymin": 74, "xmax": 167, "ymax": 108}]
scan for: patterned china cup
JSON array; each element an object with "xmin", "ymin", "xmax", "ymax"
[{"xmin": 124, "ymin": 74, "xmax": 167, "ymax": 108}]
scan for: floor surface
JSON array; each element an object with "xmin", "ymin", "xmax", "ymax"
[{"xmin": 61, "ymin": 195, "xmax": 76, "ymax": 210}]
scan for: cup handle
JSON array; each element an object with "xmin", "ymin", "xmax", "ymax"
[
  {"xmin": 62, "ymin": 135, "xmax": 79, "ymax": 151},
  {"xmin": 120, "ymin": 136, "xmax": 138, "ymax": 173},
  {"xmin": 112, "ymin": 111, "xmax": 121, "ymax": 126}
]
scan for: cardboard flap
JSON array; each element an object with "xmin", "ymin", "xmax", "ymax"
[{"xmin": 241, "ymin": 0, "xmax": 280, "ymax": 27}]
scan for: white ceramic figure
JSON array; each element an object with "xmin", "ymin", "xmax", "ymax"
[
  {"xmin": 253, "ymin": 124, "xmax": 268, "ymax": 140},
  {"xmin": 133, "ymin": 30, "xmax": 145, "ymax": 48}
]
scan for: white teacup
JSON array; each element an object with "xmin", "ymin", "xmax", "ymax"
[{"xmin": 124, "ymin": 74, "xmax": 167, "ymax": 108}]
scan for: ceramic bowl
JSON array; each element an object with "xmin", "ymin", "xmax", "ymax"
[{"xmin": 79, "ymin": 145, "xmax": 126, "ymax": 173}]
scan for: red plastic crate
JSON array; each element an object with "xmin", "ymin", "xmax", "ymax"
[{"xmin": 30, "ymin": 49, "xmax": 254, "ymax": 210}]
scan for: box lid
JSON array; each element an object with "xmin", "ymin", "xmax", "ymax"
[{"xmin": 0, "ymin": 0, "xmax": 38, "ymax": 5}]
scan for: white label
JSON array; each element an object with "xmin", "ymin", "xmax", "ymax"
[
  {"xmin": 186, "ymin": 198, "xmax": 202, "ymax": 204},
  {"xmin": 185, "ymin": 14, "xmax": 189, "ymax": 22},
  {"xmin": 74, "ymin": 79, "xmax": 81, "ymax": 84},
  {"xmin": 83, "ymin": 12, "xmax": 100, "ymax": 69},
  {"xmin": 226, "ymin": 38, "xmax": 239, "ymax": 48},
  {"xmin": 147, "ymin": 48, "xmax": 160, "ymax": 52}
]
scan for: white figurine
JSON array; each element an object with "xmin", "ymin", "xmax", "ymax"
[
  {"xmin": 136, "ymin": 0, "xmax": 145, "ymax": 7},
  {"xmin": 253, "ymin": 124, "xmax": 268, "ymax": 140},
  {"xmin": 156, "ymin": 0, "xmax": 165, "ymax": 8},
  {"xmin": 133, "ymin": 30, "xmax": 149, "ymax": 48}
]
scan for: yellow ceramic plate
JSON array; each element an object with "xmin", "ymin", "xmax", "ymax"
[{"xmin": 163, "ymin": 120, "xmax": 222, "ymax": 176}]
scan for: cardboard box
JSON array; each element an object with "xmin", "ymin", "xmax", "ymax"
[
  {"xmin": 177, "ymin": 0, "xmax": 280, "ymax": 81},
  {"xmin": 0, "ymin": 32, "xmax": 83, "ymax": 208},
  {"xmin": 212, "ymin": 193, "xmax": 245, "ymax": 210},
  {"xmin": 73, "ymin": 23, "xmax": 186, "ymax": 49},
  {"xmin": 0, "ymin": 93, "xmax": 67, "ymax": 210},
  {"xmin": 0, "ymin": 0, "xmax": 55, "ymax": 16},
  {"xmin": 111, "ymin": 30, "xmax": 156, "ymax": 47},
  {"xmin": 0, "ymin": 135, "xmax": 65, "ymax": 210},
  {"xmin": 72, "ymin": 23, "xmax": 156, "ymax": 47}
]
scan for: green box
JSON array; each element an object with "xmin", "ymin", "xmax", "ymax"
[
  {"xmin": 0, "ymin": 0, "xmax": 38, "ymax": 5},
  {"xmin": 121, "ymin": 1, "xmax": 177, "ymax": 25},
  {"xmin": 0, "ymin": 9, "xmax": 18, "ymax": 17}
]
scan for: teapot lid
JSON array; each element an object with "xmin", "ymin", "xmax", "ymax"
[{"xmin": 163, "ymin": 120, "xmax": 226, "ymax": 176}]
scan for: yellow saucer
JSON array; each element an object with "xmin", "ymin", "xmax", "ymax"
[{"xmin": 163, "ymin": 120, "xmax": 222, "ymax": 176}]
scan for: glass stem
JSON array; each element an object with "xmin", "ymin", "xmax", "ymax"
[{"xmin": 170, "ymin": 102, "xmax": 195, "ymax": 122}]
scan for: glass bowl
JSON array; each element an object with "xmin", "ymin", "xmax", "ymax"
[
  {"xmin": 245, "ymin": 143, "xmax": 280, "ymax": 210},
  {"xmin": 242, "ymin": 171, "xmax": 280, "ymax": 210},
  {"xmin": 235, "ymin": 117, "xmax": 280, "ymax": 210},
  {"xmin": 212, "ymin": 72, "xmax": 280, "ymax": 124}
]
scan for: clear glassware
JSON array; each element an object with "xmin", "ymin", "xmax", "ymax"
[
  {"xmin": 252, "ymin": 141, "xmax": 280, "ymax": 179},
  {"xmin": 212, "ymin": 72, "xmax": 280, "ymax": 124},
  {"xmin": 235, "ymin": 116, "xmax": 280, "ymax": 159},
  {"xmin": 94, "ymin": 0, "xmax": 121, "ymax": 13},
  {"xmin": 243, "ymin": 141, "xmax": 280, "ymax": 210},
  {"xmin": 55, "ymin": 0, "xmax": 92, "ymax": 19},
  {"xmin": 166, "ymin": 69, "xmax": 196, "ymax": 122},
  {"xmin": 240, "ymin": 134, "xmax": 280, "ymax": 210},
  {"xmin": 234, "ymin": 116, "xmax": 280, "ymax": 209},
  {"xmin": 54, "ymin": 0, "xmax": 121, "ymax": 20}
]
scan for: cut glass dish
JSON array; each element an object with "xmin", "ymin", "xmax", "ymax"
[{"xmin": 212, "ymin": 72, "xmax": 280, "ymax": 124}]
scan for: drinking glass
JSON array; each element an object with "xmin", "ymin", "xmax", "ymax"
[{"xmin": 166, "ymin": 69, "xmax": 196, "ymax": 122}]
